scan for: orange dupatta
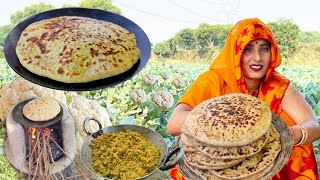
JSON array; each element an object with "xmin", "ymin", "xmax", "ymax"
[{"xmin": 170, "ymin": 18, "xmax": 319, "ymax": 180}]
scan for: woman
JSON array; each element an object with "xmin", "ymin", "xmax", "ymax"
[{"xmin": 166, "ymin": 18, "xmax": 320, "ymax": 179}]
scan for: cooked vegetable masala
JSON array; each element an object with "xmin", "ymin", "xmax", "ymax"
[{"xmin": 90, "ymin": 130, "xmax": 160, "ymax": 180}]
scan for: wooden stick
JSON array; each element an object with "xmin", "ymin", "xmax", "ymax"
[
  {"xmin": 48, "ymin": 136, "xmax": 64, "ymax": 179},
  {"xmin": 27, "ymin": 128, "xmax": 33, "ymax": 180},
  {"xmin": 25, "ymin": 127, "xmax": 86, "ymax": 180},
  {"xmin": 32, "ymin": 129, "xmax": 40, "ymax": 180},
  {"xmin": 49, "ymin": 136, "xmax": 89, "ymax": 178},
  {"xmin": 43, "ymin": 134, "xmax": 50, "ymax": 178}
]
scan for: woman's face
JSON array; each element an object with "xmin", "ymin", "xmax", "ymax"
[{"xmin": 241, "ymin": 39, "xmax": 271, "ymax": 81}]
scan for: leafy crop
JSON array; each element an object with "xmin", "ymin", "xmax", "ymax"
[
  {"xmin": 0, "ymin": 58, "xmax": 18, "ymax": 87},
  {"xmin": 0, "ymin": 59, "xmax": 319, "ymax": 174},
  {"xmin": 79, "ymin": 62, "xmax": 208, "ymax": 149}
]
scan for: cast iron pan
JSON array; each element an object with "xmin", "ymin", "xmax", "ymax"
[
  {"xmin": 4, "ymin": 7, "xmax": 151, "ymax": 91},
  {"xmin": 12, "ymin": 98, "xmax": 63, "ymax": 127}
]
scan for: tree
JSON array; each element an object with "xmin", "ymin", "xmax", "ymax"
[
  {"xmin": 0, "ymin": 24, "xmax": 14, "ymax": 47},
  {"xmin": 153, "ymin": 39, "xmax": 177, "ymax": 58},
  {"xmin": 212, "ymin": 24, "xmax": 232, "ymax": 48},
  {"xmin": 166, "ymin": 38, "xmax": 177, "ymax": 56},
  {"xmin": 194, "ymin": 23, "xmax": 231, "ymax": 53},
  {"xmin": 174, "ymin": 28, "xmax": 196, "ymax": 50},
  {"xmin": 267, "ymin": 18, "xmax": 300, "ymax": 60},
  {"xmin": 153, "ymin": 41, "xmax": 171, "ymax": 58},
  {"xmin": 79, "ymin": 0, "xmax": 122, "ymax": 14},
  {"xmin": 10, "ymin": 3, "xmax": 55, "ymax": 25},
  {"xmin": 194, "ymin": 23, "xmax": 215, "ymax": 51},
  {"xmin": 298, "ymin": 31, "xmax": 320, "ymax": 44}
]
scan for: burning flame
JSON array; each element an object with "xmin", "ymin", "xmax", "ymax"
[
  {"xmin": 28, "ymin": 127, "xmax": 37, "ymax": 139},
  {"xmin": 43, "ymin": 128, "xmax": 51, "ymax": 137},
  {"xmin": 28, "ymin": 127, "xmax": 51, "ymax": 139}
]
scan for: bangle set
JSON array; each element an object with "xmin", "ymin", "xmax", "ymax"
[{"xmin": 294, "ymin": 125, "xmax": 308, "ymax": 146}]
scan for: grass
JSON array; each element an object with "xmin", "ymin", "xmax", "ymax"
[
  {"xmin": 287, "ymin": 42, "xmax": 320, "ymax": 67},
  {"xmin": 151, "ymin": 42, "xmax": 320, "ymax": 67}
]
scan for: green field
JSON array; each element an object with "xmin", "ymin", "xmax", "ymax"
[{"xmin": 0, "ymin": 58, "xmax": 319, "ymax": 178}]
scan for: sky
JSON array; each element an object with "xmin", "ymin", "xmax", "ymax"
[{"xmin": 1, "ymin": 0, "xmax": 320, "ymax": 44}]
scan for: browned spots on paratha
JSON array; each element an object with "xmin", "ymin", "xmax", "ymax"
[
  {"xmin": 181, "ymin": 93, "xmax": 272, "ymax": 146},
  {"xmin": 16, "ymin": 16, "xmax": 140, "ymax": 83},
  {"xmin": 185, "ymin": 152, "xmax": 245, "ymax": 170},
  {"xmin": 210, "ymin": 125, "xmax": 281, "ymax": 179}
]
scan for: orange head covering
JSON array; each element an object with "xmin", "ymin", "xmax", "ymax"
[{"xmin": 209, "ymin": 18, "xmax": 289, "ymax": 113}]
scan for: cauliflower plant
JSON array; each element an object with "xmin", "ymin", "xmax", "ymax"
[
  {"xmin": 142, "ymin": 74, "xmax": 157, "ymax": 86},
  {"xmin": 130, "ymin": 89, "xmax": 147, "ymax": 104},
  {"xmin": 170, "ymin": 64, "xmax": 180, "ymax": 73},
  {"xmin": 67, "ymin": 92, "xmax": 111, "ymax": 151},
  {"xmin": 173, "ymin": 76, "xmax": 185, "ymax": 88},
  {"xmin": 152, "ymin": 90, "xmax": 174, "ymax": 110},
  {"xmin": 160, "ymin": 71, "xmax": 170, "ymax": 80},
  {"xmin": 0, "ymin": 78, "xmax": 66, "ymax": 122}
]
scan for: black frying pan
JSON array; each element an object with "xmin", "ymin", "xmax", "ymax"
[
  {"xmin": 12, "ymin": 98, "xmax": 63, "ymax": 127},
  {"xmin": 4, "ymin": 7, "xmax": 151, "ymax": 91}
]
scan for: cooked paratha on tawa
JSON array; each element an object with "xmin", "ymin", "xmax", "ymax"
[
  {"xmin": 23, "ymin": 97, "xmax": 60, "ymax": 121},
  {"xmin": 16, "ymin": 16, "xmax": 140, "ymax": 83},
  {"xmin": 181, "ymin": 93, "xmax": 272, "ymax": 146}
]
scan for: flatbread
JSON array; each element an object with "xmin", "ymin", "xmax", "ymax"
[
  {"xmin": 179, "ymin": 133, "xmax": 204, "ymax": 147},
  {"xmin": 177, "ymin": 136, "xmax": 197, "ymax": 152},
  {"xmin": 186, "ymin": 160, "xmax": 274, "ymax": 180},
  {"xmin": 23, "ymin": 97, "xmax": 60, "ymax": 121},
  {"xmin": 184, "ymin": 146, "xmax": 198, "ymax": 152},
  {"xmin": 16, "ymin": 16, "xmax": 140, "ymax": 83},
  {"xmin": 246, "ymin": 161, "xmax": 274, "ymax": 180},
  {"xmin": 181, "ymin": 93, "xmax": 272, "ymax": 146},
  {"xmin": 195, "ymin": 130, "xmax": 270, "ymax": 160},
  {"xmin": 184, "ymin": 152, "xmax": 244, "ymax": 170},
  {"xmin": 210, "ymin": 125, "xmax": 281, "ymax": 179}
]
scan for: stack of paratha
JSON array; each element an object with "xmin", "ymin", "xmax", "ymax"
[{"xmin": 179, "ymin": 93, "xmax": 281, "ymax": 180}]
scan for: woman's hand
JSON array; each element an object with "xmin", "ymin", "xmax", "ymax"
[
  {"xmin": 283, "ymin": 84, "xmax": 320, "ymax": 145},
  {"xmin": 166, "ymin": 103, "xmax": 192, "ymax": 136}
]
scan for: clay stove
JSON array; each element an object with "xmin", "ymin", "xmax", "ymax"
[
  {"xmin": 23, "ymin": 120, "xmax": 64, "ymax": 163},
  {"xmin": 4, "ymin": 102, "xmax": 77, "ymax": 177}
]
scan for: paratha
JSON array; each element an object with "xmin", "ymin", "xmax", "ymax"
[
  {"xmin": 177, "ymin": 136, "xmax": 197, "ymax": 152},
  {"xmin": 185, "ymin": 160, "xmax": 274, "ymax": 180},
  {"xmin": 180, "ymin": 131, "xmax": 269, "ymax": 160},
  {"xmin": 210, "ymin": 125, "xmax": 281, "ymax": 179},
  {"xmin": 16, "ymin": 16, "xmax": 140, "ymax": 83},
  {"xmin": 179, "ymin": 133, "xmax": 203, "ymax": 147},
  {"xmin": 184, "ymin": 152, "xmax": 244, "ymax": 170},
  {"xmin": 184, "ymin": 145, "xmax": 198, "ymax": 152},
  {"xmin": 23, "ymin": 97, "xmax": 60, "ymax": 121},
  {"xmin": 181, "ymin": 93, "xmax": 272, "ymax": 146},
  {"xmin": 195, "ymin": 130, "xmax": 270, "ymax": 160}
]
